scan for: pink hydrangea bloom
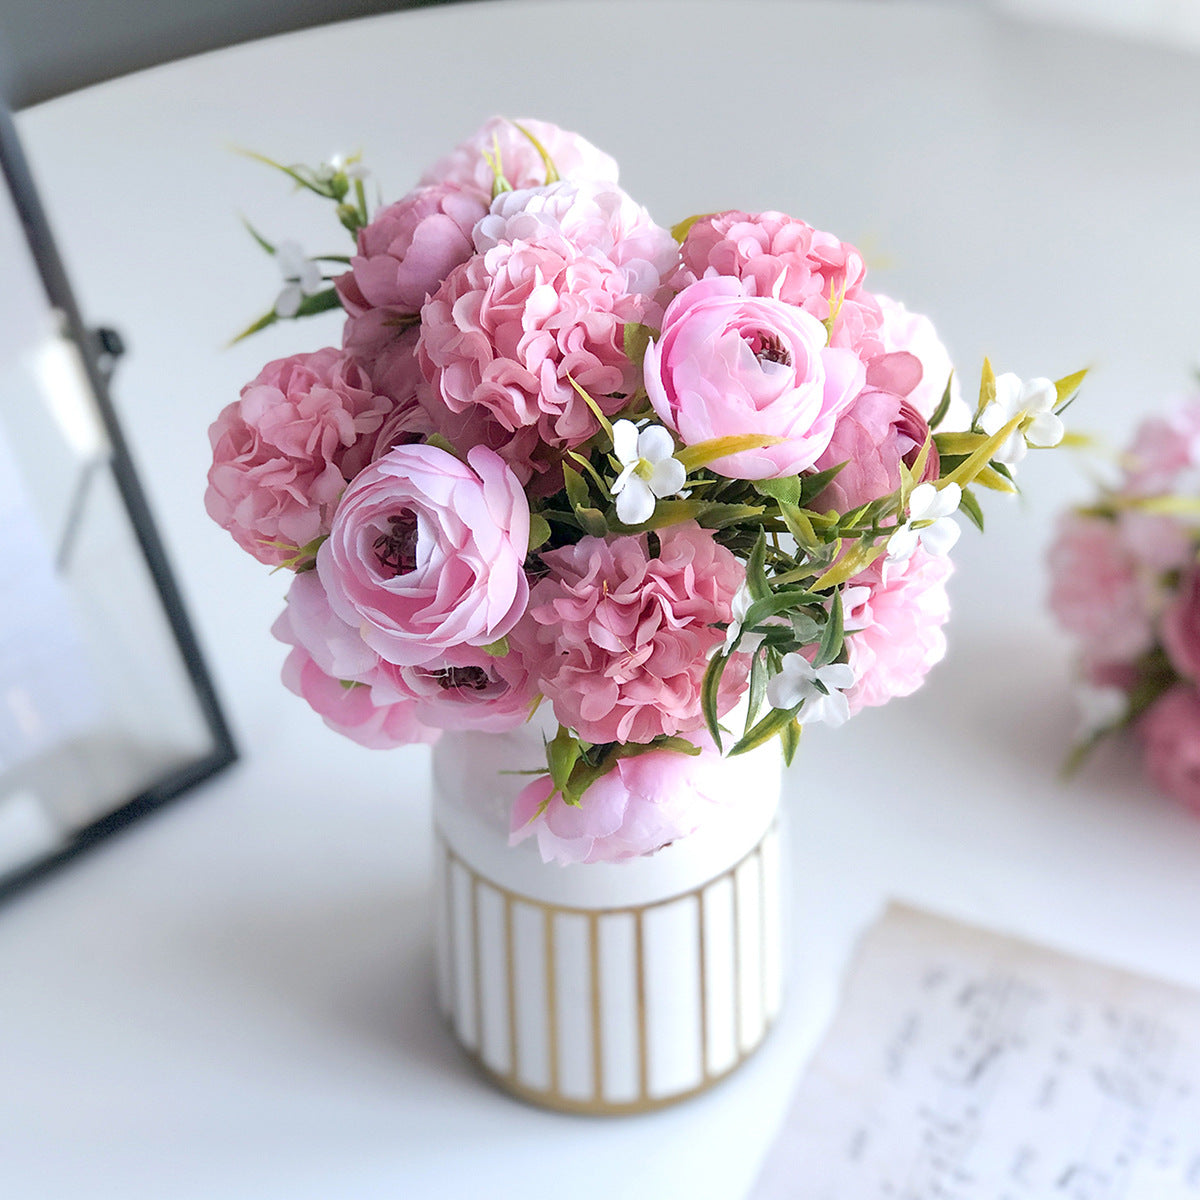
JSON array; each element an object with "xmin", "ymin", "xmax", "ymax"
[
  {"xmin": 672, "ymin": 209, "xmax": 884, "ymax": 357},
  {"xmin": 1162, "ymin": 568, "xmax": 1200, "ymax": 681},
  {"xmin": 516, "ymin": 522, "xmax": 747, "ymax": 744},
  {"xmin": 474, "ymin": 180, "xmax": 678, "ymax": 303},
  {"xmin": 1139, "ymin": 686, "xmax": 1200, "ymax": 812},
  {"xmin": 420, "ymin": 116, "xmax": 619, "ymax": 199},
  {"xmin": 335, "ymin": 184, "xmax": 488, "ymax": 359},
  {"xmin": 417, "ymin": 233, "xmax": 648, "ymax": 459},
  {"xmin": 842, "ymin": 547, "xmax": 953, "ymax": 714},
  {"xmin": 509, "ymin": 734, "xmax": 731, "ymax": 865},
  {"xmin": 875, "ymin": 294, "xmax": 968, "ymax": 430},
  {"xmin": 814, "ymin": 391, "xmax": 936, "ymax": 511},
  {"xmin": 205, "ymin": 349, "xmax": 393, "ymax": 566},
  {"xmin": 317, "ymin": 443, "xmax": 529, "ymax": 667},
  {"xmin": 644, "ymin": 277, "xmax": 865, "ymax": 479},
  {"xmin": 1047, "ymin": 514, "xmax": 1155, "ymax": 668}
]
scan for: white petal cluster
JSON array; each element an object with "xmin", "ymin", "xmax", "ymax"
[
  {"xmin": 766, "ymin": 656, "xmax": 856, "ymax": 728},
  {"xmin": 979, "ymin": 374, "xmax": 1063, "ymax": 465},
  {"xmin": 274, "ymin": 240, "xmax": 324, "ymax": 318},
  {"xmin": 609, "ymin": 419, "xmax": 686, "ymax": 524},
  {"xmin": 886, "ymin": 482, "xmax": 961, "ymax": 564}
]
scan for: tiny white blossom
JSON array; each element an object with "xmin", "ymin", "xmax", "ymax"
[
  {"xmin": 886, "ymin": 482, "xmax": 962, "ymax": 564},
  {"xmin": 274, "ymin": 240, "xmax": 324, "ymax": 318},
  {"xmin": 318, "ymin": 153, "xmax": 369, "ymax": 183},
  {"xmin": 766, "ymin": 655, "xmax": 856, "ymax": 728},
  {"xmin": 721, "ymin": 583, "xmax": 764, "ymax": 655},
  {"xmin": 979, "ymin": 373, "xmax": 1063, "ymax": 465},
  {"xmin": 609, "ymin": 419, "xmax": 686, "ymax": 525},
  {"xmin": 1074, "ymin": 684, "xmax": 1128, "ymax": 740}
]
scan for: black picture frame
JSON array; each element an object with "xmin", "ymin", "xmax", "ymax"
[{"xmin": 0, "ymin": 101, "xmax": 236, "ymax": 900}]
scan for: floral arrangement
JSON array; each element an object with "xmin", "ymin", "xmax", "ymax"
[
  {"xmin": 1050, "ymin": 397, "xmax": 1200, "ymax": 811},
  {"xmin": 207, "ymin": 117, "xmax": 1082, "ymax": 864}
]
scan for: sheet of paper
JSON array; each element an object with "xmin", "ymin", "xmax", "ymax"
[{"xmin": 751, "ymin": 904, "xmax": 1200, "ymax": 1200}]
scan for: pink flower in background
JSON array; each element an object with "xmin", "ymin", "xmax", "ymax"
[
  {"xmin": 1047, "ymin": 514, "xmax": 1155, "ymax": 667},
  {"xmin": 673, "ymin": 210, "xmax": 884, "ymax": 356},
  {"xmin": 1139, "ymin": 686, "xmax": 1200, "ymax": 813},
  {"xmin": 815, "ymin": 392, "xmax": 937, "ymax": 511},
  {"xmin": 516, "ymin": 522, "xmax": 747, "ymax": 744},
  {"xmin": 418, "ymin": 233, "xmax": 648, "ymax": 452},
  {"xmin": 1123, "ymin": 401, "xmax": 1200, "ymax": 497},
  {"xmin": 279, "ymin": 647, "xmax": 440, "ymax": 749},
  {"xmin": 205, "ymin": 349, "xmax": 393, "ymax": 566},
  {"xmin": 509, "ymin": 736, "xmax": 728, "ymax": 865},
  {"xmin": 842, "ymin": 547, "xmax": 953, "ymax": 713},
  {"xmin": 474, "ymin": 180, "xmax": 678, "ymax": 302},
  {"xmin": 1162, "ymin": 568, "xmax": 1200, "ymax": 681},
  {"xmin": 644, "ymin": 277, "xmax": 865, "ymax": 479},
  {"xmin": 336, "ymin": 184, "xmax": 488, "ymax": 358},
  {"xmin": 875, "ymin": 294, "xmax": 969, "ymax": 430},
  {"xmin": 317, "ymin": 443, "xmax": 529, "ymax": 666},
  {"xmin": 420, "ymin": 116, "xmax": 619, "ymax": 199}
]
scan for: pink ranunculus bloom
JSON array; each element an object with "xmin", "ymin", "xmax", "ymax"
[
  {"xmin": 1162, "ymin": 568, "xmax": 1200, "ymax": 681},
  {"xmin": 417, "ymin": 233, "xmax": 649, "ymax": 455},
  {"xmin": 875, "ymin": 294, "xmax": 969, "ymax": 430},
  {"xmin": 842, "ymin": 547, "xmax": 953, "ymax": 714},
  {"xmin": 335, "ymin": 184, "xmax": 488, "ymax": 360},
  {"xmin": 672, "ymin": 210, "xmax": 884, "ymax": 357},
  {"xmin": 814, "ymin": 391, "xmax": 937, "ymax": 512},
  {"xmin": 205, "ymin": 348, "xmax": 394, "ymax": 566},
  {"xmin": 516, "ymin": 522, "xmax": 748, "ymax": 745},
  {"xmin": 1139, "ymin": 685, "xmax": 1200, "ymax": 813},
  {"xmin": 317, "ymin": 443, "xmax": 529, "ymax": 667},
  {"xmin": 420, "ymin": 116, "xmax": 619, "ymax": 199},
  {"xmin": 274, "ymin": 568, "xmax": 379, "ymax": 683},
  {"xmin": 369, "ymin": 642, "xmax": 537, "ymax": 734},
  {"xmin": 509, "ymin": 734, "xmax": 729, "ymax": 865},
  {"xmin": 1047, "ymin": 513, "xmax": 1155, "ymax": 667},
  {"xmin": 279, "ymin": 646, "xmax": 440, "ymax": 749},
  {"xmin": 644, "ymin": 276, "xmax": 865, "ymax": 479},
  {"xmin": 473, "ymin": 180, "xmax": 678, "ymax": 304},
  {"xmin": 1123, "ymin": 399, "xmax": 1200, "ymax": 497}
]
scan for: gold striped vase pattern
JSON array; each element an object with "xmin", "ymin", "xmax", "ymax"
[{"xmin": 432, "ymin": 809, "xmax": 784, "ymax": 1114}]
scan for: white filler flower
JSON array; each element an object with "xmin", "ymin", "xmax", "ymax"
[
  {"xmin": 766, "ymin": 655, "xmax": 856, "ymax": 728},
  {"xmin": 980, "ymin": 374, "xmax": 1063, "ymax": 465},
  {"xmin": 887, "ymin": 481, "xmax": 962, "ymax": 564},
  {"xmin": 274, "ymin": 240, "xmax": 324, "ymax": 318},
  {"xmin": 610, "ymin": 419, "xmax": 686, "ymax": 524}
]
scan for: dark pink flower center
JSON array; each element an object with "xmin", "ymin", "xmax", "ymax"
[
  {"xmin": 430, "ymin": 665, "xmax": 492, "ymax": 692},
  {"xmin": 373, "ymin": 510, "xmax": 419, "ymax": 576},
  {"xmin": 749, "ymin": 330, "xmax": 791, "ymax": 367}
]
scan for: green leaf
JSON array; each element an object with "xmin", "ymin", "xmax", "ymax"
[
  {"xmin": 651, "ymin": 736, "xmax": 703, "ymax": 757},
  {"xmin": 700, "ymin": 653, "xmax": 726, "ymax": 751},
  {"xmin": 729, "ymin": 704, "xmax": 800, "ymax": 756},
  {"xmin": 812, "ymin": 587, "xmax": 844, "ymax": 669},
  {"xmin": 528, "ymin": 513, "xmax": 552, "ymax": 552},
  {"xmin": 928, "ymin": 372, "xmax": 954, "ymax": 430},
  {"xmin": 779, "ymin": 718, "xmax": 802, "ymax": 767},
  {"xmin": 546, "ymin": 726, "xmax": 583, "ymax": 798},
  {"xmin": 743, "ymin": 589, "xmax": 822, "ymax": 629},
  {"xmin": 812, "ymin": 539, "xmax": 884, "ymax": 590},
  {"xmin": 798, "ymin": 461, "xmax": 847, "ymax": 505},
  {"xmin": 240, "ymin": 216, "xmax": 276, "ymax": 255},
  {"xmin": 566, "ymin": 374, "xmax": 615, "ymax": 441},
  {"xmin": 424, "ymin": 432, "xmax": 462, "ymax": 460},
  {"xmin": 746, "ymin": 533, "xmax": 770, "ymax": 601},
  {"xmin": 958, "ymin": 487, "xmax": 985, "ymax": 532},
  {"xmin": 512, "ymin": 120, "xmax": 561, "ymax": 185},
  {"xmin": 972, "ymin": 464, "xmax": 1018, "ymax": 494},
  {"xmin": 975, "ymin": 356, "xmax": 997, "ymax": 422},
  {"xmin": 623, "ymin": 322, "xmax": 657, "ymax": 366},
  {"xmin": 233, "ymin": 147, "xmax": 338, "ymax": 198},
  {"xmin": 670, "ymin": 212, "xmax": 715, "ymax": 243},
  {"xmin": 753, "ymin": 475, "xmax": 804, "ymax": 506},
  {"xmin": 562, "ymin": 464, "xmax": 590, "ymax": 511},
  {"xmin": 934, "ymin": 431, "xmax": 989, "ymax": 456},
  {"xmin": 482, "ymin": 636, "xmax": 509, "ymax": 658},
  {"xmin": 939, "ymin": 412, "xmax": 1025, "ymax": 491},
  {"xmin": 778, "ymin": 502, "xmax": 821, "ymax": 553},
  {"xmin": 1054, "ymin": 367, "xmax": 1088, "ymax": 409},
  {"xmin": 674, "ymin": 434, "xmax": 783, "ymax": 473},
  {"xmin": 745, "ymin": 650, "xmax": 768, "ymax": 735}
]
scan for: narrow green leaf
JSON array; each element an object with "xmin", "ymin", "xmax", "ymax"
[
  {"xmin": 528, "ymin": 512, "xmax": 552, "ymax": 552},
  {"xmin": 512, "ymin": 120, "xmax": 561, "ymax": 184},
  {"xmin": 745, "ymin": 650, "xmax": 768, "ymax": 736},
  {"xmin": 780, "ymin": 719, "xmax": 802, "ymax": 767},
  {"xmin": 623, "ymin": 322, "xmax": 657, "ymax": 366},
  {"xmin": 240, "ymin": 216, "xmax": 276, "ymax": 255},
  {"xmin": 958, "ymin": 487, "xmax": 985, "ymax": 532},
  {"xmin": 562, "ymin": 465, "xmax": 590, "ymax": 511},
  {"xmin": 675, "ymin": 434, "xmax": 783, "ymax": 473},
  {"xmin": 670, "ymin": 212, "xmax": 715, "ymax": 243},
  {"xmin": 729, "ymin": 704, "xmax": 800, "ymax": 756},
  {"xmin": 972, "ymin": 464, "xmax": 1018, "ymax": 494},
  {"xmin": 939, "ymin": 412, "xmax": 1024, "ymax": 491},
  {"xmin": 976, "ymin": 356, "xmax": 996, "ymax": 421},
  {"xmin": 700, "ymin": 653, "xmax": 726, "ymax": 751},
  {"xmin": 753, "ymin": 475, "xmax": 804, "ymax": 506},
  {"xmin": 797, "ymin": 461, "xmax": 847, "ymax": 505},
  {"xmin": 778, "ymin": 502, "xmax": 821, "ymax": 553},
  {"xmin": 566, "ymin": 374, "xmax": 615, "ymax": 441},
  {"xmin": 743, "ymin": 589, "xmax": 821, "ymax": 628},
  {"xmin": 424, "ymin": 432, "xmax": 462, "ymax": 460},
  {"xmin": 1054, "ymin": 367, "xmax": 1088, "ymax": 409},
  {"xmin": 813, "ymin": 587, "xmax": 844, "ymax": 669},
  {"xmin": 746, "ymin": 533, "xmax": 770, "ymax": 601},
  {"xmin": 928, "ymin": 372, "xmax": 954, "ymax": 430}
]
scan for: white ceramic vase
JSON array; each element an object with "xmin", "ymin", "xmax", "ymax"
[{"xmin": 431, "ymin": 721, "xmax": 785, "ymax": 1114}]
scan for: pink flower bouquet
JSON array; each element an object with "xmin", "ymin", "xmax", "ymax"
[
  {"xmin": 209, "ymin": 117, "xmax": 1082, "ymax": 864},
  {"xmin": 1050, "ymin": 397, "xmax": 1200, "ymax": 810}
]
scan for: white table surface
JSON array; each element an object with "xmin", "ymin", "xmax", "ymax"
[{"xmin": 5, "ymin": 3, "xmax": 1200, "ymax": 1197}]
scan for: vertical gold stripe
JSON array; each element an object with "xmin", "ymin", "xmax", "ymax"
[
  {"xmin": 444, "ymin": 842, "xmax": 458, "ymax": 1029},
  {"xmin": 544, "ymin": 908, "xmax": 560, "ymax": 1099},
  {"xmin": 697, "ymin": 889, "xmax": 710, "ymax": 1081},
  {"xmin": 731, "ymin": 864, "xmax": 742, "ymax": 1054},
  {"xmin": 470, "ymin": 876, "xmax": 484, "ymax": 1055},
  {"xmin": 588, "ymin": 912, "xmax": 604, "ymax": 1102},
  {"xmin": 635, "ymin": 909, "xmax": 649, "ymax": 1102},
  {"xmin": 504, "ymin": 892, "xmax": 518, "ymax": 1083}
]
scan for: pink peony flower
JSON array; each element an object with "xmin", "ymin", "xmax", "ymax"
[
  {"xmin": 1139, "ymin": 686, "xmax": 1200, "ymax": 813},
  {"xmin": 672, "ymin": 210, "xmax": 884, "ymax": 356},
  {"xmin": 279, "ymin": 646, "xmax": 440, "ymax": 749},
  {"xmin": 417, "ymin": 233, "xmax": 649, "ymax": 464},
  {"xmin": 317, "ymin": 443, "xmax": 529, "ymax": 667},
  {"xmin": 1047, "ymin": 514, "xmax": 1155, "ymax": 668},
  {"xmin": 842, "ymin": 547, "xmax": 953, "ymax": 714},
  {"xmin": 474, "ymin": 180, "xmax": 678, "ymax": 303},
  {"xmin": 420, "ymin": 116, "xmax": 619, "ymax": 199},
  {"xmin": 1162, "ymin": 568, "xmax": 1200, "ymax": 681},
  {"xmin": 875, "ymin": 294, "xmax": 969, "ymax": 430},
  {"xmin": 644, "ymin": 277, "xmax": 865, "ymax": 479},
  {"xmin": 814, "ymin": 391, "xmax": 937, "ymax": 512},
  {"xmin": 335, "ymin": 184, "xmax": 488, "ymax": 359},
  {"xmin": 515, "ymin": 522, "xmax": 747, "ymax": 744},
  {"xmin": 509, "ymin": 734, "xmax": 729, "ymax": 865},
  {"xmin": 205, "ymin": 349, "xmax": 393, "ymax": 566}
]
